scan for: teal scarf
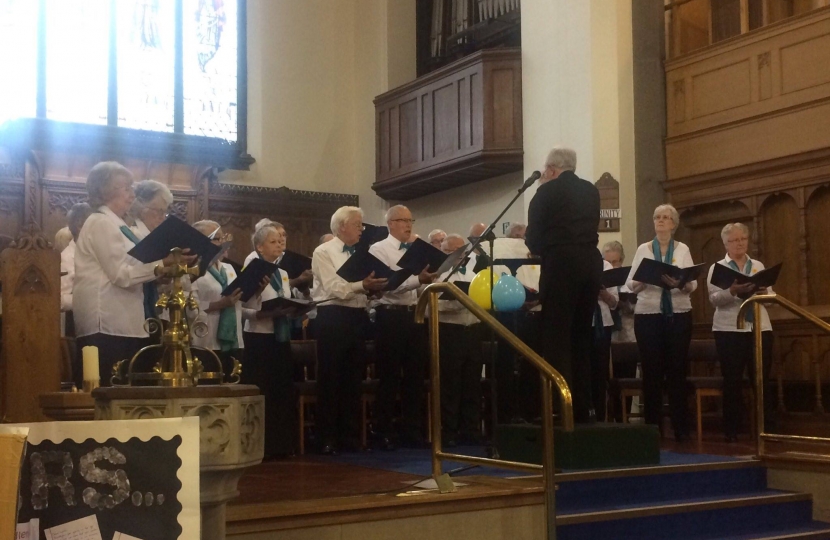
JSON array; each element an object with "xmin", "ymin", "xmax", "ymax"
[
  {"xmin": 120, "ymin": 225, "xmax": 159, "ymax": 320},
  {"xmin": 652, "ymin": 237, "xmax": 674, "ymax": 317},
  {"xmin": 208, "ymin": 266, "xmax": 238, "ymax": 351},
  {"xmin": 262, "ymin": 254, "xmax": 291, "ymax": 343},
  {"xmin": 728, "ymin": 257, "xmax": 754, "ymax": 324}
]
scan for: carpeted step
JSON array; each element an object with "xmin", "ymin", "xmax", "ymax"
[
  {"xmin": 708, "ymin": 521, "xmax": 830, "ymax": 539},
  {"xmin": 556, "ymin": 492, "xmax": 814, "ymax": 540},
  {"xmin": 556, "ymin": 461, "xmax": 766, "ymax": 513}
]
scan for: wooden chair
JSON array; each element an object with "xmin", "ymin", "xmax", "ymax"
[
  {"xmin": 609, "ymin": 342, "xmax": 643, "ymax": 423},
  {"xmin": 360, "ymin": 340, "xmax": 379, "ymax": 447},
  {"xmin": 292, "ymin": 339, "xmax": 318, "ymax": 455},
  {"xmin": 480, "ymin": 339, "xmax": 498, "ymax": 436}
]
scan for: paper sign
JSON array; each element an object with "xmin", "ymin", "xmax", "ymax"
[
  {"xmin": 112, "ymin": 533, "xmax": 143, "ymax": 540},
  {"xmin": 15, "ymin": 519, "xmax": 38, "ymax": 540},
  {"xmin": 44, "ymin": 515, "xmax": 102, "ymax": 540}
]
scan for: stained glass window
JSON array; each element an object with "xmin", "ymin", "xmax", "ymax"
[
  {"xmin": 45, "ymin": 0, "xmax": 110, "ymax": 125},
  {"xmin": 182, "ymin": 0, "xmax": 238, "ymax": 141},
  {"xmin": 0, "ymin": 0, "xmax": 38, "ymax": 126},
  {"xmin": 117, "ymin": 0, "xmax": 176, "ymax": 132}
]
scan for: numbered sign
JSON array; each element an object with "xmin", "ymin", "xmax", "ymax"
[{"xmin": 596, "ymin": 172, "xmax": 621, "ymax": 233}]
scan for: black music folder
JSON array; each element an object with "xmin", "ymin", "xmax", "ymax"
[
  {"xmin": 396, "ymin": 238, "xmax": 449, "ymax": 274},
  {"xmin": 439, "ymin": 280, "xmax": 470, "ymax": 300},
  {"xmin": 632, "ymin": 258, "xmax": 707, "ymax": 289},
  {"xmin": 602, "ymin": 266, "xmax": 632, "ymax": 288},
  {"xmin": 278, "ymin": 250, "xmax": 312, "ymax": 279},
  {"xmin": 710, "ymin": 262, "xmax": 782, "ymax": 299},
  {"xmin": 355, "ymin": 223, "xmax": 389, "ymax": 251},
  {"xmin": 336, "ymin": 250, "xmax": 413, "ymax": 291},
  {"xmin": 221, "ymin": 258, "xmax": 278, "ymax": 302},
  {"xmin": 261, "ymin": 296, "xmax": 334, "ymax": 315},
  {"xmin": 127, "ymin": 216, "xmax": 221, "ymax": 275}
]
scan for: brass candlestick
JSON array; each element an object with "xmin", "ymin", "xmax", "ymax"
[{"xmin": 111, "ymin": 247, "xmax": 241, "ymax": 387}]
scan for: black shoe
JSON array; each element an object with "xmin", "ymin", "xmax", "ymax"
[
  {"xmin": 320, "ymin": 444, "xmax": 338, "ymax": 456},
  {"xmin": 444, "ymin": 438, "xmax": 457, "ymax": 448},
  {"xmin": 369, "ymin": 431, "xmax": 396, "ymax": 451},
  {"xmin": 339, "ymin": 437, "xmax": 363, "ymax": 453}
]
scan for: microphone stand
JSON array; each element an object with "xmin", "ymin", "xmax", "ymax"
[{"xmin": 441, "ymin": 172, "xmax": 539, "ymax": 459}]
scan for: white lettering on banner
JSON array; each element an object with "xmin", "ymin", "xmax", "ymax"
[{"xmin": 600, "ymin": 209, "xmax": 621, "ymax": 219}]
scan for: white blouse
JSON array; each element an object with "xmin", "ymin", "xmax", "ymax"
[
  {"xmin": 192, "ymin": 262, "xmax": 261, "ymax": 350},
  {"xmin": 368, "ymin": 235, "xmax": 423, "ymax": 306},
  {"xmin": 242, "ymin": 260, "xmax": 291, "ymax": 334},
  {"xmin": 73, "ymin": 206, "xmax": 160, "ymax": 338},
  {"xmin": 595, "ymin": 260, "xmax": 619, "ymax": 327},
  {"xmin": 707, "ymin": 255, "xmax": 773, "ymax": 332},
  {"xmin": 60, "ymin": 239, "xmax": 75, "ymax": 313},
  {"xmin": 626, "ymin": 240, "xmax": 697, "ymax": 315},
  {"xmin": 436, "ymin": 253, "xmax": 479, "ymax": 326}
]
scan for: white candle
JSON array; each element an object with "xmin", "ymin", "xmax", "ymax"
[{"xmin": 82, "ymin": 346, "xmax": 100, "ymax": 383}]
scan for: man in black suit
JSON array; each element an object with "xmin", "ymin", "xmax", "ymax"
[{"xmin": 525, "ymin": 147, "xmax": 601, "ymax": 423}]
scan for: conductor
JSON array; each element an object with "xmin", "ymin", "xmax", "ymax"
[{"xmin": 526, "ymin": 147, "xmax": 601, "ymax": 423}]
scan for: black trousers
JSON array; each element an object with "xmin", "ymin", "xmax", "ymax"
[
  {"xmin": 315, "ymin": 305, "xmax": 369, "ymax": 446},
  {"xmin": 590, "ymin": 325, "xmax": 613, "ymax": 422},
  {"xmin": 515, "ymin": 311, "xmax": 545, "ymax": 421},
  {"xmin": 76, "ymin": 333, "xmax": 150, "ymax": 387},
  {"xmin": 634, "ymin": 312, "xmax": 693, "ymax": 437},
  {"xmin": 243, "ymin": 332, "xmax": 296, "ymax": 457},
  {"xmin": 375, "ymin": 307, "xmax": 427, "ymax": 441},
  {"xmin": 540, "ymin": 246, "xmax": 602, "ymax": 423},
  {"xmin": 439, "ymin": 322, "xmax": 485, "ymax": 439},
  {"xmin": 493, "ymin": 311, "xmax": 520, "ymax": 423},
  {"xmin": 714, "ymin": 331, "xmax": 775, "ymax": 437}
]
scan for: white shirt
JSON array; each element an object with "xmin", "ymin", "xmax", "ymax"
[
  {"xmin": 242, "ymin": 257, "xmax": 291, "ymax": 334},
  {"xmin": 311, "ymin": 237, "xmax": 368, "ymax": 309},
  {"xmin": 368, "ymin": 235, "xmax": 422, "ymax": 306},
  {"xmin": 193, "ymin": 262, "xmax": 261, "ymax": 349},
  {"xmin": 516, "ymin": 261, "xmax": 542, "ymax": 312},
  {"xmin": 60, "ymin": 239, "xmax": 75, "ymax": 312},
  {"xmin": 436, "ymin": 253, "xmax": 479, "ymax": 326},
  {"xmin": 611, "ymin": 284, "xmax": 637, "ymax": 343},
  {"xmin": 708, "ymin": 255, "xmax": 773, "ymax": 332},
  {"xmin": 594, "ymin": 260, "xmax": 619, "ymax": 327},
  {"xmin": 131, "ymin": 218, "xmax": 151, "ymax": 240},
  {"xmin": 626, "ymin": 240, "xmax": 697, "ymax": 315},
  {"xmin": 74, "ymin": 206, "xmax": 160, "ymax": 338}
]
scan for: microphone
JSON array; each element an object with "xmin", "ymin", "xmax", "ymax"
[{"xmin": 519, "ymin": 170, "xmax": 542, "ymax": 192}]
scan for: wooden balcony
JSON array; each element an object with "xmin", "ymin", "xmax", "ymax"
[{"xmin": 372, "ymin": 48, "xmax": 522, "ymax": 201}]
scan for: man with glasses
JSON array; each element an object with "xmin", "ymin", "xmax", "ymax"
[
  {"xmin": 368, "ymin": 205, "xmax": 437, "ymax": 449},
  {"xmin": 312, "ymin": 206, "xmax": 388, "ymax": 454}
]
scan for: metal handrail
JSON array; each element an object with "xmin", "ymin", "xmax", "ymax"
[
  {"xmin": 415, "ymin": 281, "xmax": 574, "ymax": 540},
  {"xmin": 737, "ymin": 293, "xmax": 830, "ymax": 456}
]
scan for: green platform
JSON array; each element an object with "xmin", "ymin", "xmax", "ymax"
[{"xmin": 495, "ymin": 422, "xmax": 661, "ymax": 470}]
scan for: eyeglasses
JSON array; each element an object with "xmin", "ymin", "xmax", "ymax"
[
  {"xmin": 390, "ymin": 219, "xmax": 416, "ymax": 225},
  {"xmin": 727, "ymin": 237, "xmax": 749, "ymax": 244},
  {"xmin": 146, "ymin": 207, "xmax": 168, "ymax": 217}
]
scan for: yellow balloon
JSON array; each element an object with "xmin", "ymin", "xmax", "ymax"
[{"xmin": 468, "ymin": 268, "xmax": 501, "ymax": 310}]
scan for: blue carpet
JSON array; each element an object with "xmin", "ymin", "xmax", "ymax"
[{"xmin": 320, "ymin": 447, "xmax": 746, "ymax": 478}]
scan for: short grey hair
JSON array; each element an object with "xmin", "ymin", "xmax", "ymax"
[
  {"xmin": 54, "ymin": 227, "xmax": 73, "ymax": 253},
  {"xmin": 721, "ymin": 222, "xmax": 750, "ymax": 244},
  {"xmin": 330, "ymin": 206, "xmax": 363, "ymax": 235},
  {"xmin": 252, "ymin": 223, "xmax": 282, "ymax": 249},
  {"xmin": 441, "ymin": 233, "xmax": 465, "ymax": 250},
  {"xmin": 193, "ymin": 219, "xmax": 220, "ymax": 237},
  {"xmin": 129, "ymin": 179, "xmax": 173, "ymax": 220},
  {"xmin": 86, "ymin": 161, "xmax": 133, "ymax": 208},
  {"xmin": 602, "ymin": 240, "xmax": 625, "ymax": 260},
  {"xmin": 67, "ymin": 202, "xmax": 93, "ymax": 240},
  {"xmin": 653, "ymin": 204, "xmax": 681, "ymax": 231},
  {"xmin": 255, "ymin": 218, "xmax": 277, "ymax": 231},
  {"xmin": 384, "ymin": 204, "xmax": 409, "ymax": 223},
  {"xmin": 319, "ymin": 233, "xmax": 334, "ymax": 245},
  {"xmin": 545, "ymin": 147, "xmax": 577, "ymax": 172},
  {"xmin": 506, "ymin": 222, "xmax": 526, "ymax": 238},
  {"xmin": 428, "ymin": 229, "xmax": 446, "ymax": 242}
]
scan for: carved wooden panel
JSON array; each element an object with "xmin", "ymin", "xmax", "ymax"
[
  {"xmin": 807, "ymin": 186, "xmax": 830, "ymax": 305},
  {"xmin": 374, "ymin": 48, "xmax": 522, "ymax": 200},
  {"xmin": 0, "ymin": 226, "xmax": 61, "ymax": 422},
  {"xmin": 761, "ymin": 193, "xmax": 803, "ymax": 303}
]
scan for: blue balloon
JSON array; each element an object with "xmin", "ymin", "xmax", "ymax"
[{"xmin": 492, "ymin": 275, "xmax": 526, "ymax": 312}]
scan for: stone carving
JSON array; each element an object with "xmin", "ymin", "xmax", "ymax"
[
  {"xmin": 48, "ymin": 192, "xmax": 88, "ymax": 214},
  {"xmin": 10, "ymin": 223, "xmax": 51, "ymax": 251},
  {"xmin": 239, "ymin": 402, "xmax": 263, "ymax": 457},
  {"xmin": 182, "ymin": 404, "xmax": 231, "ymax": 457},
  {"xmin": 121, "ymin": 405, "xmax": 168, "ymax": 420},
  {"xmin": 170, "ymin": 200, "xmax": 189, "ymax": 221}
]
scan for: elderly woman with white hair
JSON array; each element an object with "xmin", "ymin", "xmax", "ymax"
[
  {"xmin": 127, "ymin": 179, "xmax": 174, "ymax": 239},
  {"xmin": 626, "ymin": 204, "xmax": 696, "ymax": 442},
  {"xmin": 311, "ymin": 206, "xmax": 388, "ymax": 454},
  {"xmin": 74, "ymin": 162, "xmax": 195, "ymax": 384},
  {"xmin": 707, "ymin": 222, "xmax": 775, "ymax": 442}
]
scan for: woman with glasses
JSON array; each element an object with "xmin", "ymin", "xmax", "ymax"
[
  {"xmin": 707, "ymin": 223, "xmax": 774, "ymax": 442},
  {"xmin": 626, "ymin": 204, "xmax": 696, "ymax": 442},
  {"xmin": 191, "ymin": 221, "xmax": 267, "ymax": 381},
  {"xmin": 127, "ymin": 180, "xmax": 173, "ymax": 239}
]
